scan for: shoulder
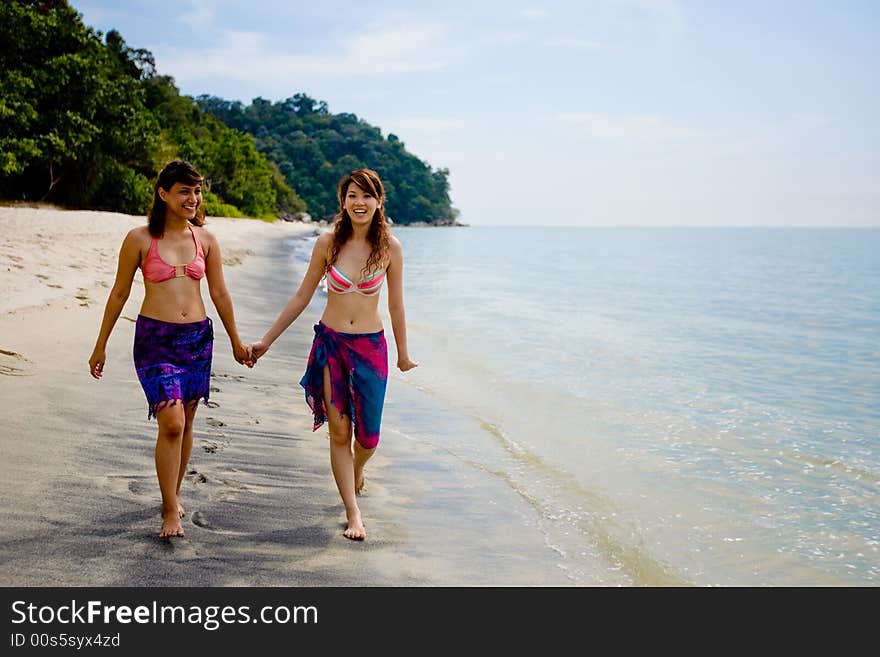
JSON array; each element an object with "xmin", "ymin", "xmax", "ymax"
[
  {"xmin": 193, "ymin": 225, "xmax": 217, "ymax": 248},
  {"xmin": 386, "ymin": 235, "xmax": 404, "ymax": 269},
  {"xmin": 118, "ymin": 226, "xmax": 149, "ymax": 263},
  {"xmin": 306, "ymin": 231, "xmax": 333, "ymax": 267},
  {"xmin": 313, "ymin": 231, "xmax": 334, "ymax": 257},
  {"xmin": 124, "ymin": 226, "xmax": 151, "ymax": 248},
  {"xmin": 192, "ymin": 224, "xmax": 214, "ymax": 241},
  {"xmin": 315, "ymin": 230, "xmax": 334, "ymax": 248},
  {"xmin": 127, "ymin": 225, "xmax": 151, "ymax": 239}
]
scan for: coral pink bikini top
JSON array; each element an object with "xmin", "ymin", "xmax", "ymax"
[{"xmin": 141, "ymin": 225, "xmax": 206, "ymax": 283}]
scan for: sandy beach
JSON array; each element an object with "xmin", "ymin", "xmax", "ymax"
[{"xmin": 0, "ymin": 205, "xmax": 574, "ymax": 587}]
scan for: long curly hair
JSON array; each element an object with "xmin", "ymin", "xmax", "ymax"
[
  {"xmin": 327, "ymin": 169, "xmax": 391, "ymax": 278},
  {"xmin": 147, "ymin": 160, "xmax": 205, "ymax": 237}
]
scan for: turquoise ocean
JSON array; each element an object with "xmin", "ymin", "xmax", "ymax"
[{"xmin": 281, "ymin": 226, "xmax": 879, "ymax": 586}]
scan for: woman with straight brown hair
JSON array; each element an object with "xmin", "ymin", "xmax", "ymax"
[{"xmin": 89, "ymin": 160, "xmax": 252, "ymax": 539}]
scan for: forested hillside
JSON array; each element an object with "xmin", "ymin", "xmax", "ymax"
[{"xmin": 1, "ymin": 0, "xmax": 456, "ymax": 224}]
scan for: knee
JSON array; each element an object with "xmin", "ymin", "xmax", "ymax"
[
  {"xmin": 354, "ymin": 440, "xmax": 377, "ymax": 454},
  {"xmin": 328, "ymin": 425, "xmax": 352, "ymax": 446},
  {"xmin": 157, "ymin": 412, "xmax": 185, "ymax": 439}
]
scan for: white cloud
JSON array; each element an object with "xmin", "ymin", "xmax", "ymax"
[
  {"xmin": 553, "ymin": 112, "xmax": 708, "ymax": 142},
  {"xmin": 544, "ymin": 37, "xmax": 604, "ymax": 50},
  {"xmin": 154, "ymin": 19, "xmax": 451, "ymax": 91},
  {"xmin": 519, "ymin": 7, "xmax": 551, "ymax": 22},
  {"xmin": 183, "ymin": 0, "xmax": 214, "ymax": 27},
  {"xmin": 387, "ymin": 117, "xmax": 466, "ymax": 134},
  {"xmin": 476, "ymin": 28, "xmax": 530, "ymax": 47},
  {"xmin": 626, "ymin": 0, "xmax": 686, "ymax": 36},
  {"xmin": 789, "ymin": 113, "xmax": 837, "ymax": 130},
  {"xmin": 73, "ymin": 1, "xmax": 128, "ymax": 33}
]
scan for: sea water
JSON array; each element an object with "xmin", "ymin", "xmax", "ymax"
[{"xmin": 280, "ymin": 226, "xmax": 879, "ymax": 585}]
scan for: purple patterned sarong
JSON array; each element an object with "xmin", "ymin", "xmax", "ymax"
[
  {"xmin": 300, "ymin": 322, "xmax": 388, "ymax": 449},
  {"xmin": 133, "ymin": 314, "xmax": 213, "ymax": 419}
]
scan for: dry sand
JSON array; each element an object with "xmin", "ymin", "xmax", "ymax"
[{"xmin": 0, "ymin": 205, "xmax": 574, "ymax": 586}]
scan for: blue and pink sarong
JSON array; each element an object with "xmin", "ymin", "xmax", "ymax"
[
  {"xmin": 133, "ymin": 314, "xmax": 213, "ymax": 419},
  {"xmin": 300, "ymin": 322, "xmax": 388, "ymax": 449}
]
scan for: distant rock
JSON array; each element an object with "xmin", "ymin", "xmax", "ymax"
[
  {"xmin": 405, "ymin": 218, "xmax": 468, "ymax": 227},
  {"xmin": 280, "ymin": 211, "xmax": 312, "ymax": 223}
]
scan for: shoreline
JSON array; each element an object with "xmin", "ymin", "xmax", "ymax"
[{"xmin": 0, "ymin": 206, "xmax": 579, "ymax": 586}]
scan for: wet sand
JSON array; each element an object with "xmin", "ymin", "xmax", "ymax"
[{"xmin": 0, "ymin": 206, "xmax": 576, "ymax": 586}]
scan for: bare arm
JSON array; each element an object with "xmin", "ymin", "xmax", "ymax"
[
  {"xmin": 252, "ymin": 233, "xmax": 330, "ymax": 359},
  {"xmin": 89, "ymin": 230, "xmax": 141, "ymax": 378},
  {"xmin": 386, "ymin": 236, "xmax": 417, "ymax": 372},
  {"xmin": 202, "ymin": 229, "xmax": 250, "ymax": 366}
]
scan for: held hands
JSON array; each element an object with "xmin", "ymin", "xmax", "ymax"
[
  {"xmin": 233, "ymin": 341, "xmax": 255, "ymax": 368},
  {"xmin": 250, "ymin": 340, "xmax": 270, "ymax": 362},
  {"xmin": 397, "ymin": 356, "xmax": 418, "ymax": 372},
  {"xmin": 233, "ymin": 339, "xmax": 269, "ymax": 367}
]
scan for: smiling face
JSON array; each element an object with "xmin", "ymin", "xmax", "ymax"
[
  {"xmin": 159, "ymin": 181, "xmax": 202, "ymax": 222},
  {"xmin": 343, "ymin": 182, "xmax": 380, "ymax": 227}
]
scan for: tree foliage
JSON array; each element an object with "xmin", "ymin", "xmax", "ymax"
[
  {"xmin": 0, "ymin": 1, "xmax": 299, "ymax": 218},
  {"xmin": 0, "ymin": 1, "xmax": 156, "ymax": 212},
  {"xmin": 0, "ymin": 1, "xmax": 455, "ymax": 224},
  {"xmin": 197, "ymin": 94, "xmax": 457, "ymax": 224}
]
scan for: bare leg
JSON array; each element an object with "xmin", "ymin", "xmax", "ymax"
[
  {"xmin": 155, "ymin": 402, "xmax": 186, "ymax": 538},
  {"xmin": 175, "ymin": 400, "xmax": 198, "ymax": 518},
  {"xmin": 324, "ymin": 366, "xmax": 366, "ymax": 540},
  {"xmin": 353, "ymin": 440, "xmax": 375, "ymax": 495}
]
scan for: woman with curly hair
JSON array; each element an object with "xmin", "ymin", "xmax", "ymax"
[{"xmin": 251, "ymin": 168, "xmax": 417, "ymax": 540}]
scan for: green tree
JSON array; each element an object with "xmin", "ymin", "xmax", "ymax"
[
  {"xmin": 197, "ymin": 93, "xmax": 457, "ymax": 224},
  {"xmin": 1, "ymin": 3, "xmax": 450, "ymax": 222}
]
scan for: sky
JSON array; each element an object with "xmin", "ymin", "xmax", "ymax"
[{"xmin": 73, "ymin": 0, "xmax": 879, "ymax": 227}]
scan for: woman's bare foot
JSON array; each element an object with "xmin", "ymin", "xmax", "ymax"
[
  {"xmin": 343, "ymin": 512, "xmax": 366, "ymax": 541},
  {"xmin": 159, "ymin": 509, "xmax": 185, "ymax": 538},
  {"xmin": 354, "ymin": 468, "xmax": 365, "ymax": 495}
]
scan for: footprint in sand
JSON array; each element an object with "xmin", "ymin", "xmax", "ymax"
[
  {"xmin": 206, "ymin": 417, "xmax": 225, "ymax": 428},
  {"xmin": 0, "ymin": 348, "xmax": 32, "ymax": 377},
  {"xmin": 187, "ymin": 470, "xmax": 208, "ymax": 484},
  {"xmin": 190, "ymin": 511, "xmax": 212, "ymax": 529},
  {"xmin": 212, "ymin": 373, "xmax": 246, "ymax": 382},
  {"xmin": 127, "ymin": 479, "xmax": 152, "ymax": 495},
  {"xmin": 100, "ymin": 474, "xmax": 154, "ymax": 501},
  {"xmin": 201, "ymin": 439, "xmax": 226, "ymax": 454},
  {"xmin": 190, "ymin": 510, "xmax": 247, "ymax": 536},
  {"xmin": 156, "ymin": 534, "xmax": 198, "ymax": 555}
]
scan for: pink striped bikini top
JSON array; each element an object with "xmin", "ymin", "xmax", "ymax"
[
  {"xmin": 141, "ymin": 226, "xmax": 206, "ymax": 283},
  {"xmin": 325, "ymin": 264, "xmax": 386, "ymax": 297}
]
